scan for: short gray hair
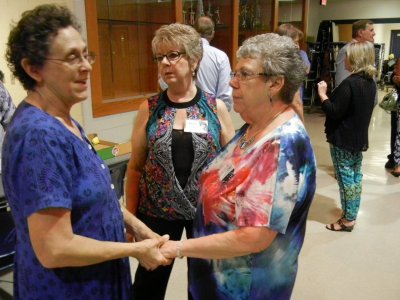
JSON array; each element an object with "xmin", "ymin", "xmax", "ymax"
[
  {"xmin": 237, "ymin": 33, "xmax": 306, "ymax": 104},
  {"xmin": 152, "ymin": 23, "xmax": 203, "ymax": 75}
]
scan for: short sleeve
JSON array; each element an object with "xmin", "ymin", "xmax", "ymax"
[
  {"xmin": 268, "ymin": 135, "xmax": 301, "ymax": 233},
  {"xmin": 13, "ymin": 129, "xmax": 73, "ymax": 217}
]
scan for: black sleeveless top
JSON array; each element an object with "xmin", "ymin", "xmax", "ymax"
[{"xmin": 165, "ymin": 90, "xmax": 201, "ymax": 188}]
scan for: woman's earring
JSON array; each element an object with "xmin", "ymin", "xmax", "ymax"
[{"xmin": 192, "ymin": 70, "xmax": 195, "ymax": 77}]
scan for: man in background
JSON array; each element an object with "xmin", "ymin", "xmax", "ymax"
[
  {"xmin": 0, "ymin": 70, "xmax": 16, "ymax": 171},
  {"xmin": 335, "ymin": 20, "xmax": 375, "ymax": 87},
  {"xmin": 195, "ymin": 16, "xmax": 232, "ymax": 111}
]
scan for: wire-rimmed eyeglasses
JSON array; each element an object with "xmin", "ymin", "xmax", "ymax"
[
  {"xmin": 45, "ymin": 52, "xmax": 96, "ymax": 66},
  {"xmin": 153, "ymin": 51, "xmax": 186, "ymax": 64},
  {"xmin": 230, "ymin": 71, "xmax": 269, "ymax": 82}
]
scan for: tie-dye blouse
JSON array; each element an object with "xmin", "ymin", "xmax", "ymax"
[{"xmin": 189, "ymin": 115, "xmax": 316, "ymax": 300}]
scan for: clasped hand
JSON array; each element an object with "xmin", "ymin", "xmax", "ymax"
[{"xmin": 134, "ymin": 235, "xmax": 172, "ymax": 271}]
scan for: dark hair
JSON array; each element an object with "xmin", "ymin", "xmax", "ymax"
[
  {"xmin": 0, "ymin": 70, "xmax": 4, "ymax": 82},
  {"xmin": 194, "ymin": 16, "xmax": 215, "ymax": 40},
  {"xmin": 6, "ymin": 4, "xmax": 80, "ymax": 90},
  {"xmin": 352, "ymin": 20, "xmax": 373, "ymax": 38}
]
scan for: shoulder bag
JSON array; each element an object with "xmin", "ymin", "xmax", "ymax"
[{"xmin": 379, "ymin": 89, "xmax": 398, "ymax": 112}]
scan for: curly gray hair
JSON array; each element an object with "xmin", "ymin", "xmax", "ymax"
[
  {"xmin": 152, "ymin": 23, "xmax": 203, "ymax": 76},
  {"xmin": 237, "ymin": 33, "xmax": 306, "ymax": 104}
]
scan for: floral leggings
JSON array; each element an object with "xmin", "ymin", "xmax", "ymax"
[
  {"xmin": 330, "ymin": 144, "xmax": 363, "ymax": 221},
  {"xmin": 394, "ymin": 102, "xmax": 400, "ymax": 166}
]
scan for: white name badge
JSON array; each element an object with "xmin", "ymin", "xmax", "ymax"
[{"xmin": 184, "ymin": 119, "xmax": 208, "ymax": 134}]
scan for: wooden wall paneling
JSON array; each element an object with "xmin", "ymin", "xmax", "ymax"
[
  {"xmin": 272, "ymin": 0, "xmax": 279, "ymax": 33},
  {"xmin": 302, "ymin": 0, "xmax": 310, "ymax": 42},
  {"xmin": 108, "ymin": 0, "xmax": 138, "ymax": 21},
  {"xmin": 175, "ymin": 0, "xmax": 184, "ymax": 23},
  {"xmin": 98, "ymin": 21, "xmax": 113, "ymax": 100},
  {"xmin": 85, "ymin": 0, "xmax": 144, "ymax": 118},
  {"xmin": 232, "ymin": 0, "xmax": 239, "ymax": 67},
  {"xmin": 137, "ymin": 24, "xmax": 159, "ymax": 95},
  {"xmin": 110, "ymin": 25, "xmax": 134, "ymax": 99},
  {"xmin": 86, "ymin": 0, "xmax": 309, "ymax": 116},
  {"xmin": 212, "ymin": 0, "xmax": 234, "ymax": 66}
]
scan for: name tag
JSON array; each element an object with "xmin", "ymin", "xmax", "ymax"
[{"xmin": 184, "ymin": 119, "xmax": 208, "ymax": 134}]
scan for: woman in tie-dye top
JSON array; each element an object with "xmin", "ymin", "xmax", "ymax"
[{"xmin": 161, "ymin": 33, "xmax": 316, "ymax": 300}]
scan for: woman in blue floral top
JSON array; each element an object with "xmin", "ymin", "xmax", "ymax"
[
  {"xmin": 160, "ymin": 33, "xmax": 317, "ymax": 300},
  {"xmin": 2, "ymin": 4, "xmax": 169, "ymax": 300}
]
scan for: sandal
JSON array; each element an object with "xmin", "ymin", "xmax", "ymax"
[
  {"xmin": 325, "ymin": 218, "xmax": 354, "ymax": 232},
  {"xmin": 391, "ymin": 166, "xmax": 400, "ymax": 177},
  {"xmin": 391, "ymin": 170, "xmax": 400, "ymax": 177}
]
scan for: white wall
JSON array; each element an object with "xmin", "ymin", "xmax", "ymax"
[
  {"xmin": 376, "ymin": 23, "xmax": 400, "ymax": 59},
  {"xmin": 317, "ymin": 0, "xmax": 400, "ymax": 21},
  {"xmin": 307, "ymin": 0, "xmax": 400, "ymax": 60},
  {"xmin": 0, "ymin": 0, "xmax": 83, "ymax": 124}
]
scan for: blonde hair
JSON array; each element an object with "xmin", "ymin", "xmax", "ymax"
[
  {"xmin": 152, "ymin": 23, "xmax": 203, "ymax": 75},
  {"xmin": 346, "ymin": 41, "xmax": 377, "ymax": 78}
]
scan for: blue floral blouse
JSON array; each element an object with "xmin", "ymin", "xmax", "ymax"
[{"xmin": 2, "ymin": 101, "xmax": 131, "ymax": 300}]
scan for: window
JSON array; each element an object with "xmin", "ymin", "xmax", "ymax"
[{"xmin": 85, "ymin": 0, "xmax": 174, "ymax": 117}]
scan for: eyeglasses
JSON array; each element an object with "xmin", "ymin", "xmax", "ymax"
[
  {"xmin": 153, "ymin": 51, "xmax": 186, "ymax": 64},
  {"xmin": 230, "ymin": 71, "xmax": 269, "ymax": 82},
  {"xmin": 45, "ymin": 52, "xmax": 96, "ymax": 66}
]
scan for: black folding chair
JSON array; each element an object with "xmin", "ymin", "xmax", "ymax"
[{"xmin": 0, "ymin": 198, "xmax": 15, "ymax": 277}]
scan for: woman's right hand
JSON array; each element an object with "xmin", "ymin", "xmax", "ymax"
[
  {"xmin": 133, "ymin": 235, "xmax": 172, "ymax": 270},
  {"xmin": 317, "ymin": 81, "xmax": 328, "ymax": 101}
]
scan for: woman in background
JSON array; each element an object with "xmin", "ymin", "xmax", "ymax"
[
  {"xmin": 277, "ymin": 23, "xmax": 311, "ymax": 122},
  {"xmin": 389, "ymin": 58, "xmax": 400, "ymax": 176},
  {"xmin": 126, "ymin": 23, "xmax": 234, "ymax": 300},
  {"xmin": 318, "ymin": 41, "xmax": 377, "ymax": 231}
]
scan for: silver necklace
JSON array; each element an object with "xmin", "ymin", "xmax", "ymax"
[
  {"xmin": 238, "ymin": 129, "xmax": 261, "ymax": 150},
  {"xmin": 237, "ymin": 106, "xmax": 289, "ymax": 150}
]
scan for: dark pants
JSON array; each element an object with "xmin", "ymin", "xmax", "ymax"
[{"xmin": 132, "ymin": 213, "xmax": 194, "ymax": 300}]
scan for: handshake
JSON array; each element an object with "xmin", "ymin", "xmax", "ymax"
[{"xmin": 133, "ymin": 235, "xmax": 185, "ymax": 271}]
